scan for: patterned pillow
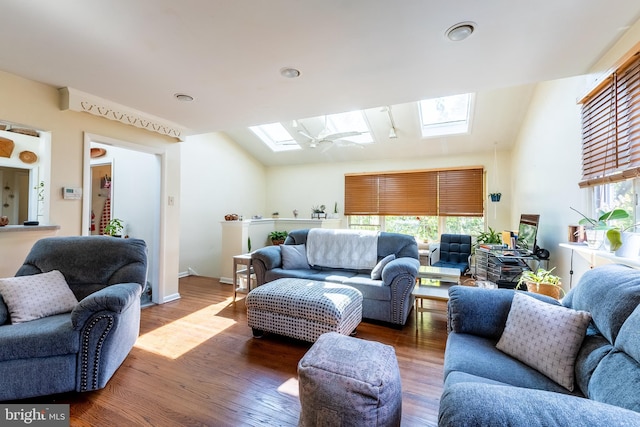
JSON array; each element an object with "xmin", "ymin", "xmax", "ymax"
[
  {"xmin": 281, "ymin": 244, "xmax": 310, "ymax": 270},
  {"xmin": 496, "ymin": 292, "xmax": 591, "ymax": 391},
  {"xmin": 371, "ymin": 254, "xmax": 396, "ymax": 280},
  {"xmin": 0, "ymin": 270, "xmax": 79, "ymax": 324}
]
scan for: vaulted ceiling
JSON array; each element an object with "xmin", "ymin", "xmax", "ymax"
[{"xmin": 1, "ymin": 1, "xmax": 639, "ymax": 165}]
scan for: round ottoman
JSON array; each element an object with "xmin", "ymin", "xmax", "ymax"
[{"xmin": 297, "ymin": 332, "xmax": 402, "ymax": 426}]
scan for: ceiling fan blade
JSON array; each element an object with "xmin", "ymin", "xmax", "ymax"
[
  {"xmin": 334, "ymin": 139, "xmax": 365, "ymax": 148},
  {"xmin": 297, "ymin": 130, "xmax": 315, "ymax": 140},
  {"xmin": 324, "ymin": 131, "xmax": 363, "ymax": 140}
]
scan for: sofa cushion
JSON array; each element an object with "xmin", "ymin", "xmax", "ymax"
[
  {"xmin": 371, "ymin": 254, "xmax": 395, "ymax": 280},
  {"xmin": 496, "ymin": 293, "xmax": 591, "ymax": 391},
  {"xmin": 444, "ymin": 333, "xmax": 574, "ymax": 395},
  {"xmin": 0, "ymin": 270, "xmax": 79, "ymax": 324},
  {"xmin": 281, "ymin": 244, "xmax": 310, "ymax": 270},
  {"xmin": 0, "ymin": 295, "xmax": 7, "ymax": 325},
  {"xmin": 0, "ymin": 313, "xmax": 79, "ymax": 361},
  {"xmin": 563, "ymin": 263, "xmax": 640, "ymax": 344}
]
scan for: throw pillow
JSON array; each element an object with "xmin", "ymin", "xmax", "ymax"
[
  {"xmin": 0, "ymin": 270, "xmax": 79, "ymax": 324},
  {"xmin": 371, "ymin": 254, "xmax": 396, "ymax": 280},
  {"xmin": 496, "ymin": 292, "xmax": 591, "ymax": 391},
  {"xmin": 281, "ymin": 244, "xmax": 310, "ymax": 270}
]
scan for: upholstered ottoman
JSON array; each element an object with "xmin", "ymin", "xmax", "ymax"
[
  {"xmin": 245, "ymin": 278, "xmax": 362, "ymax": 342},
  {"xmin": 297, "ymin": 332, "xmax": 402, "ymax": 426}
]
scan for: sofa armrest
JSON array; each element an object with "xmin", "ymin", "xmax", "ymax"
[
  {"xmin": 383, "ymin": 257, "xmax": 420, "ymax": 325},
  {"xmin": 439, "ymin": 382, "xmax": 640, "ymax": 427},
  {"xmin": 252, "ymin": 246, "xmax": 282, "ymax": 286},
  {"xmin": 381, "ymin": 257, "xmax": 419, "ymax": 284},
  {"xmin": 447, "ymin": 286, "xmax": 560, "ymax": 340},
  {"xmin": 71, "ymin": 283, "xmax": 142, "ymax": 329}
]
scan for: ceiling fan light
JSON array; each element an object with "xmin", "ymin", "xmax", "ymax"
[
  {"xmin": 389, "ymin": 128, "xmax": 397, "ymax": 139},
  {"xmin": 446, "ymin": 22, "xmax": 475, "ymax": 41}
]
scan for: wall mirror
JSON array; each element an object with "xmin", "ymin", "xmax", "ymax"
[{"xmin": 0, "ymin": 121, "xmax": 50, "ymax": 225}]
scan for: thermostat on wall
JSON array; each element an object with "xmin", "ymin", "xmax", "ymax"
[{"xmin": 62, "ymin": 187, "xmax": 82, "ymax": 200}]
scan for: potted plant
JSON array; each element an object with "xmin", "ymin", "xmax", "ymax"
[
  {"xmin": 103, "ymin": 218, "xmax": 124, "ymax": 237},
  {"xmin": 312, "ymin": 205, "xmax": 326, "ymax": 219},
  {"xmin": 272, "ymin": 212, "xmax": 279, "ymax": 218},
  {"xmin": 489, "ymin": 192, "xmax": 502, "ymax": 202},
  {"xmin": 517, "ymin": 267, "xmax": 564, "ymax": 299},
  {"xmin": 474, "ymin": 227, "xmax": 502, "ymax": 251},
  {"xmin": 570, "ymin": 207, "xmax": 629, "ymax": 251},
  {"xmin": 268, "ymin": 230, "xmax": 288, "ymax": 245}
]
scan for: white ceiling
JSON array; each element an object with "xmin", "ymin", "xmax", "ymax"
[{"xmin": 1, "ymin": 1, "xmax": 639, "ymax": 166}]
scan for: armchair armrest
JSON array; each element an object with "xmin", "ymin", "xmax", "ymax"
[
  {"xmin": 439, "ymin": 382, "xmax": 640, "ymax": 427},
  {"xmin": 71, "ymin": 283, "xmax": 142, "ymax": 329},
  {"xmin": 447, "ymin": 286, "xmax": 560, "ymax": 339}
]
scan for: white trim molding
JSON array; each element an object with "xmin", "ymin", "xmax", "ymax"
[{"xmin": 60, "ymin": 87, "xmax": 187, "ymax": 141}]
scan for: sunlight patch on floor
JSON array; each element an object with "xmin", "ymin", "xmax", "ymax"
[
  {"xmin": 135, "ymin": 297, "xmax": 236, "ymax": 359},
  {"xmin": 277, "ymin": 377, "xmax": 299, "ymax": 398}
]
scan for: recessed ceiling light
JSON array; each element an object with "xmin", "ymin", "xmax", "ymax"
[
  {"xmin": 174, "ymin": 93, "xmax": 194, "ymax": 102},
  {"xmin": 445, "ymin": 22, "xmax": 476, "ymax": 41},
  {"xmin": 280, "ymin": 67, "xmax": 301, "ymax": 78}
]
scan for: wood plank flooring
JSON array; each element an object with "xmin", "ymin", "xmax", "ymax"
[{"xmin": 22, "ymin": 276, "xmax": 449, "ymax": 426}]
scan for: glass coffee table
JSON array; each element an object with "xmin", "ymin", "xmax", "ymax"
[{"xmin": 413, "ymin": 266, "xmax": 461, "ymax": 329}]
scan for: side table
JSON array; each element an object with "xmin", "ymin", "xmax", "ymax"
[
  {"xmin": 412, "ymin": 280, "xmax": 454, "ymax": 330},
  {"xmin": 233, "ymin": 253, "xmax": 253, "ymax": 303}
]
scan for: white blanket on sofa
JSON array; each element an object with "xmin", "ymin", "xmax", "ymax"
[{"xmin": 306, "ymin": 228, "xmax": 379, "ymax": 270}]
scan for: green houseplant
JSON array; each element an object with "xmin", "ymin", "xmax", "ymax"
[
  {"xmin": 474, "ymin": 227, "xmax": 502, "ymax": 251},
  {"xmin": 517, "ymin": 267, "xmax": 564, "ymax": 299},
  {"xmin": 103, "ymin": 218, "xmax": 124, "ymax": 237},
  {"xmin": 571, "ymin": 207, "xmax": 630, "ymax": 251},
  {"xmin": 268, "ymin": 230, "xmax": 288, "ymax": 245}
]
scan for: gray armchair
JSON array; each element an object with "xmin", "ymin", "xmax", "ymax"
[{"xmin": 0, "ymin": 236, "xmax": 147, "ymax": 400}]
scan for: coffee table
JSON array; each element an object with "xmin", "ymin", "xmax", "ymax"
[
  {"xmin": 413, "ymin": 266, "xmax": 461, "ymax": 330},
  {"xmin": 417, "ymin": 265, "xmax": 461, "ymax": 284}
]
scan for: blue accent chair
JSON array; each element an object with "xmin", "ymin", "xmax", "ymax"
[{"xmin": 432, "ymin": 234, "xmax": 471, "ymax": 274}]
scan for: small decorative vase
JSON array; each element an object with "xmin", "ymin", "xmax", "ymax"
[
  {"xmin": 293, "ymin": 209, "xmax": 299, "ymax": 218},
  {"xmin": 0, "ymin": 216, "xmax": 8, "ymax": 226}
]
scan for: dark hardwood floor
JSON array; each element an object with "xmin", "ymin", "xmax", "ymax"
[{"xmin": 34, "ymin": 276, "xmax": 449, "ymax": 426}]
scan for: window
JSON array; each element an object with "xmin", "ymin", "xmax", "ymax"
[
  {"xmin": 345, "ymin": 167, "xmax": 484, "ymax": 241},
  {"xmin": 249, "ymin": 123, "xmax": 301, "ymax": 152},
  {"xmin": 325, "ymin": 111, "xmax": 374, "ymax": 144},
  {"xmin": 419, "ymin": 93, "xmax": 474, "ymax": 138},
  {"xmin": 580, "ymin": 48, "xmax": 640, "ymax": 227}
]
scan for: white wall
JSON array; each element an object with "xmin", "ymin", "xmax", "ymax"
[
  {"xmin": 180, "ymin": 132, "xmax": 266, "ymax": 278},
  {"xmin": 0, "ymin": 69, "xmax": 181, "ymax": 304},
  {"xmin": 510, "ymin": 76, "xmax": 587, "ymax": 288},
  {"xmin": 265, "ymin": 152, "xmax": 512, "ymax": 233},
  {"xmin": 511, "ymin": 17, "xmax": 640, "ymax": 289}
]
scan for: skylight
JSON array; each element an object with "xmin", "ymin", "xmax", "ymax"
[
  {"xmin": 324, "ymin": 111, "xmax": 374, "ymax": 144},
  {"xmin": 418, "ymin": 93, "xmax": 474, "ymax": 138},
  {"xmin": 249, "ymin": 123, "xmax": 301, "ymax": 152}
]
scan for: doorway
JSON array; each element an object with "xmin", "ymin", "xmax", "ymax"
[{"xmin": 82, "ymin": 135, "xmax": 162, "ymax": 305}]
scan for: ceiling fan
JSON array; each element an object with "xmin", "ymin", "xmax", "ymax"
[{"xmin": 297, "ymin": 116, "xmax": 366, "ymax": 150}]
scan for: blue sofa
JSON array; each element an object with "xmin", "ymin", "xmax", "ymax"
[
  {"xmin": 439, "ymin": 264, "xmax": 640, "ymax": 426},
  {"xmin": 0, "ymin": 236, "xmax": 147, "ymax": 401},
  {"xmin": 251, "ymin": 229, "xmax": 419, "ymax": 326}
]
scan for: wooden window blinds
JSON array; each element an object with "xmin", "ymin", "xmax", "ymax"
[
  {"xmin": 579, "ymin": 51, "xmax": 640, "ymax": 188},
  {"xmin": 344, "ymin": 167, "xmax": 483, "ymax": 216}
]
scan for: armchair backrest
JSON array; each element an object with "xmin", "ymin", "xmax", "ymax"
[
  {"xmin": 16, "ymin": 236, "xmax": 148, "ymax": 301},
  {"xmin": 439, "ymin": 234, "xmax": 472, "ymax": 264}
]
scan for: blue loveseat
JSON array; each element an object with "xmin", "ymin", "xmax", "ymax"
[
  {"xmin": 438, "ymin": 264, "xmax": 640, "ymax": 426},
  {"xmin": 0, "ymin": 236, "xmax": 147, "ymax": 401},
  {"xmin": 251, "ymin": 229, "xmax": 419, "ymax": 326}
]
